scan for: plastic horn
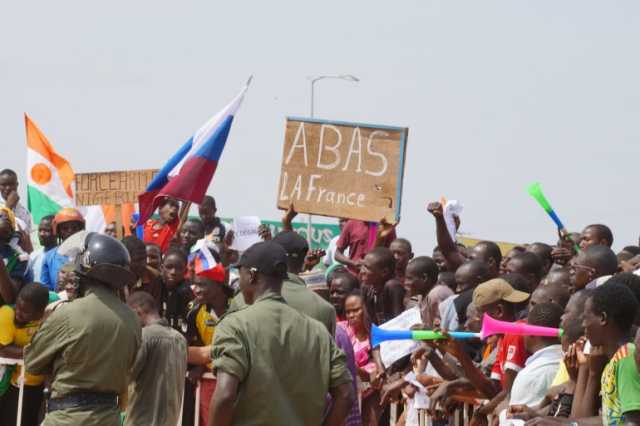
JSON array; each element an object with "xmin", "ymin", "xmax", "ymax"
[
  {"xmin": 480, "ymin": 313, "xmax": 563, "ymax": 340},
  {"xmin": 370, "ymin": 324, "xmax": 480, "ymax": 348},
  {"xmin": 527, "ymin": 182, "xmax": 566, "ymax": 231},
  {"xmin": 527, "ymin": 182, "xmax": 580, "ymax": 252}
]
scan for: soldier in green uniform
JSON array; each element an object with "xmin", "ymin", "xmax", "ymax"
[
  {"xmin": 209, "ymin": 241, "xmax": 354, "ymax": 426},
  {"xmin": 229, "ymin": 230, "xmax": 336, "ymax": 335},
  {"xmin": 24, "ymin": 232, "xmax": 141, "ymax": 426}
]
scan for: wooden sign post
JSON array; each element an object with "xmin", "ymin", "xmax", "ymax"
[
  {"xmin": 75, "ymin": 169, "xmax": 159, "ymax": 238},
  {"xmin": 277, "ymin": 118, "xmax": 408, "ymax": 223}
]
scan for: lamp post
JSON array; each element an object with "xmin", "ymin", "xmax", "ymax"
[{"xmin": 306, "ymin": 74, "xmax": 360, "ymax": 245}]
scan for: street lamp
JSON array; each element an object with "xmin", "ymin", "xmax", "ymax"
[
  {"xmin": 310, "ymin": 75, "xmax": 360, "ymax": 118},
  {"xmin": 306, "ymin": 74, "xmax": 360, "ymax": 245}
]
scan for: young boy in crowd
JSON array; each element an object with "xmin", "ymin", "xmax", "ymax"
[
  {"xmin": 160, "ymin": 248, "xmax": 194, "ymax": 335},
  {"xmin": 145, "ymin": 243, "xmax": 162, "ymax": 271},
  {"xmin": 178, "ymin": 218, "xmax": 205, "ymax": 254},
  {"xmin": 143, "ymin": 197, "xmax": 180, "ymax": 253},
  {"xmin": 27, "ymin": 214, "xmax": 56, "ymax": 283},
  {"xmin": 198, "ymin": 195, "xmax": 226, "ymax": 244},
  {"xmin": 126, "ymin": 291, "xmax": 187, "ymax": 426},
  {"xmin": 0, "ymin": 283, "xmax": 50, "ymax": 426}
]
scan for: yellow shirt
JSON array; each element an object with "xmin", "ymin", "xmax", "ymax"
[
  {"xmin": 0, "ymin": 305, "xmax": 44, "ymax": 386},
  {"xmin": 195, "ymin": 305, "xmax": 216, "ymax": 346},
  {"xmin": 194, "ymin": 304, "xmax": 218, "ymax": 370},
  {"xmin": 550, "ymin": 361, "xmax": 569, "ymax": 387}
]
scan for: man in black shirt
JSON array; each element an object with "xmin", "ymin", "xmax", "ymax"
[{"xmin": 160, "ymin": 248, "xmax": 193, "ymax": 335}]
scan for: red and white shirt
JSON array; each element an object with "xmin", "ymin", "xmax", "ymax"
[{"xmin": 490, "ymin": 323, "xmax": 529, "ymax": 388}]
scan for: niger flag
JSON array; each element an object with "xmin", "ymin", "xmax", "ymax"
[{"xmin": 25, "ymin": 114, "xmax": 75, "ymax": 224}]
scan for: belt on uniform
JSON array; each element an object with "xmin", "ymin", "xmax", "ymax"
[{"xmin": 47, "ymin": 391, "xmax": 118, "ymax": 413}]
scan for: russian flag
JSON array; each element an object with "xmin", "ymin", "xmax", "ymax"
[
  {"xmin": 138, "ymin": 80, "xmax": 250, "ymax": 224},
  {"xmin": 193, "ymin": 244, "xmax": 225, "ymax": 282}
]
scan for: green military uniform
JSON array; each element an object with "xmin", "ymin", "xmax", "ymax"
[
  {"xmin": 212, "ymin": 289, "xmax": 352, "ymax": 425},
  {"xmin": 230, "ymin": 272, "xmax": 336, "ymax": 334},
  {"xmin": 25, "ymin": 284, "xmax": 141, "ymax": 426}
]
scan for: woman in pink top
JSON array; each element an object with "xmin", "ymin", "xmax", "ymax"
[{"xmin": 339, "ymin": 291, "xmax": 381, "ymax": 426}]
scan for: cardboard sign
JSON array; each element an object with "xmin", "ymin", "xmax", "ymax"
[
  {"xmin": 75, "ymin": 169, "xmax": 159, "ymax": 206},
  {"xmin": 277, "ymin": 118, "xmax": 408, "ymax": 223},
  {"xmin": 379, "ymin": 307, "xmax": 422, "ymax": 368}
]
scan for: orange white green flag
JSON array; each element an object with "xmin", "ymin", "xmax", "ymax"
[{"xmin": 25, "ymin": 114, "xmax": 75, "ymax": 224}]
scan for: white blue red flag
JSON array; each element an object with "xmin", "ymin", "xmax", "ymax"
[
  {"xmin": 138, "ymin": 80, "xmax": 250, "ymax": 223},
  {"xmin": 192, "ymin": 244, "xmax": 225, "ymax": 282}
]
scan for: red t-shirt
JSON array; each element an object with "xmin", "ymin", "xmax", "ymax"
[
  {"xmin": 143, "ymin": 219, "xmax": 179, "ymax": 253},
  {"xmin": 336, "ymin": 220, "xmax": 397, "ymax": 274},
  {"xmin": 490, "ymin": 323, "xmax": 529, "ymax": 388}
]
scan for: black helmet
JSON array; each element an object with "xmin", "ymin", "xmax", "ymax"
[{"xmin": 78, "ymin": 232, "xmax": 136, "ymax": 289}]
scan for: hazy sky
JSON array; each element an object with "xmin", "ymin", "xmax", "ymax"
[{"xmin": 2, "ymin": 1, "xmax": 639, "ymax": 254}]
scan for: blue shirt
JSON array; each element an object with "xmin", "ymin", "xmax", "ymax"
[
  {"xmin": 40, "ymin": 247, "xmax": 68, "ymax": 291},
  {"xmin": 27, "ymin": 247, "xmax": 55, "ymax": 284}
]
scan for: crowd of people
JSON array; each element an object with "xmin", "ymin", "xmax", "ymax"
[{"xmin": 0, "ymin": 165, "xmax": 640, "ymax": 426}]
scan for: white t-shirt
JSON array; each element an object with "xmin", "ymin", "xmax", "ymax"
[{"xmin": 500, "ymin": 344, "xmax": 563, "ymax": 426}]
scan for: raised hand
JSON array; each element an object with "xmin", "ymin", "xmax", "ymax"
[
  {"xmin": 427, "ymin": 201, "xmax": 444, "ymax": 219},
  {"xmin": 258, "ymin": 224, "xmax": 272, "ymax": 241},
  {"xmin": 377, "ymin": 218, "xmax": 396, "ymax": 241},
  {"xmin": 303, "ymin": 249, "xmax": 326, "ymax": 271},
  {"xmin": 282, "ymin": 203, "xmax": 297, "ymax": 232},
  {"xmin": 6, "ymin": 190, "xmax": 19, "ymax": 209}
]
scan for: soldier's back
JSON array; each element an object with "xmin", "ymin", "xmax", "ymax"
[{"xmin": 26, "ymin": 285, "xmax": 141, "ymax": 426}]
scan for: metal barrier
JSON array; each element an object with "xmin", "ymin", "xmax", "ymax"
[
  {"xmin": 389, "ymin": 400, "xmax": 488, "ymax": 426},
  {"xmin": 189, "ymin": 372, "xmax": 216, "ymax": 426},
  {"xmin": 0, "ymin": 357, "xmax": 26, "ymax": 426},
  {"xmin": 1, "ymin": 360, "xmax": 491, "ymax": 426}
]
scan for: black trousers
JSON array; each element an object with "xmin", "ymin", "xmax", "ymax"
[
  {"xmin": 182, "ymin": 378, "xmax": 196, "ymax": 426},
  {"xmin": 0, "ymin": 384, "xmax": 45, "ymax": 426}
]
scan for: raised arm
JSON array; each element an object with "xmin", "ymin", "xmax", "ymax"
[
  {"xmin": 281, "ymin": 203, "xmax": 297, "ymax": 232},
  {"xmin": 427, "ymin": 202, "xmax": 465, "ymax": 271}
]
